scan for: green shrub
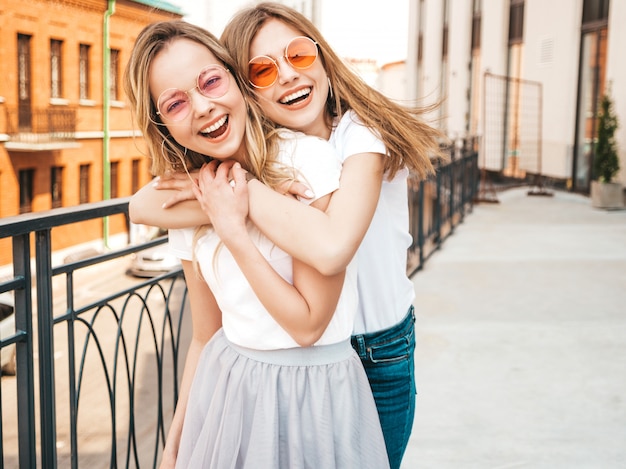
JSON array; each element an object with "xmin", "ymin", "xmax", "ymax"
[{"xmin": 593, "ymin": 88, "xmax": 620, "ymax": 183}]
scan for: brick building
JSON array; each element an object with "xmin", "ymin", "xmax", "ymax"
[{"xmin": 0, "ymin": 0, "xmax": 183, "ymax": 266}]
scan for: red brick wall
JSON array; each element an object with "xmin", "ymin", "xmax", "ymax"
[{"xmin": 0, "ymin": 0, "xmax": 180, "ymax": 266}]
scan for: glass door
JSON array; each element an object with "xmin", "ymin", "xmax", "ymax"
[{"xmin": 573, "ymin": 0, "xmax": 609, "ymax": 191}]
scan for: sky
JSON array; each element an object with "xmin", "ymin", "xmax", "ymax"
[{"xmin": 169, "ymin": 0, "xmax": 409, "ymax": 66}]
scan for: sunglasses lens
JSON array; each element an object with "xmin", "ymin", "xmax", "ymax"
[
  {"xmin": 286, "ymin": 37, "xmax": 318, "ymax": 69},
  {"xmin": 249, "ymin": 57, "xmax": 278, "ymax": 88},
  {"xmin": 247, "ymin": 37, "xmax": 317, "ymax": 89},
  {"xmin": 156, "ymin": 66, "xmax": 230, "ymax": 121},
  {"xmin": 197, "ymin": 66, "xmax": 230, "ymax": 99},
  {"xmin": 157, "ymin": 89, "xmax": 191, "ymax": 122}
]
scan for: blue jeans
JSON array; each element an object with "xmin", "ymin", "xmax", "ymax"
[{"xmin": 351, "ymin": 306, "xmax": 416, "ymax": 469}]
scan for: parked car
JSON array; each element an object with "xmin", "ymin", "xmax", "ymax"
[
  {"xmin": 127, "ymin": 245, "xmax": 181, "ymax": 278},
  {"xmin": 0, "ymin": 292, "xmax": 16, "ymax": 376},
  {"xmin": 126, "ymin": 224, "xmax": 181, "ymax": 278}
]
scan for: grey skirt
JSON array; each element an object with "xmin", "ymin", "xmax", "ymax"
[{"xmin": 175, "ymin": 328, "xmax": 390, "ymax": 469}]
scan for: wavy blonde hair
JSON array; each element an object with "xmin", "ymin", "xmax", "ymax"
[
  {"xmin": 221, "ymin": 2, "xmax": 446, "ymax": 180},
  {"xmin": 123, "ymin": 20, "xmax": 297, "ymax": 188}
]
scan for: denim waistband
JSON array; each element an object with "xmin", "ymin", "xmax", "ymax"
[{"xmin": 351, "ymin": 305, "xmax": 415, "ymax": 354}]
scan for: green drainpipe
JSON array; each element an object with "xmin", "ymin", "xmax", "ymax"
[{"xmin": 102, "ymin": 0, "xmax": 115, "ymax": 248}]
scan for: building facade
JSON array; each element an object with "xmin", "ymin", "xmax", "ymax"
[
  {"xmin": 0, "ymin": 0, "xmax": 182, "ymax": 266},
  {"xmin": 400, "ymin": 0, "xmax": 624, "ymax": 192}
]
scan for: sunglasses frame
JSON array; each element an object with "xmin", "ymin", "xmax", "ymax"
[
  {"xmin": 248, "ymin": 36, "xmax": 319, "ymax": 89},
  {"xmin": 155, "ymin": 65, "xmax": 231, "ymax": 122}
]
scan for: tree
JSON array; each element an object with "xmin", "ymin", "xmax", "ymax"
[{"xmin": 593, "ymin": 88, "xmax": 620, "ymax": 183}]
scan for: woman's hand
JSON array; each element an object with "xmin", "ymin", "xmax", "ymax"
[
  {"xmin": 275, "ymin": 179, "xmax": 314, "ymax": 200},
  {"xmin": 193, "ymin": 160, "xmax": 249, "ymax": 240},
  {"xmin": 153, "ymin": 170, "xmax": 199, "ymax": 209}
]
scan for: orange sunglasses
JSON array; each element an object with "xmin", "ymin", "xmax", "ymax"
[{"xmin": 248, "ymin": 36, "xmax": 319, "ymax": 89}]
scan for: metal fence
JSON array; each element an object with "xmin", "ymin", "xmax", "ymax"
[
  {"xmin": 407, "ymin": 143, "xmax": 479, "ymax": 275},
  {"xmin": 0, "ymin": 200, "xmax": 188, "ymax": 469},
  {"xmin": 0, "ymin": 148, "xmax": 478, "ymax": 468}
]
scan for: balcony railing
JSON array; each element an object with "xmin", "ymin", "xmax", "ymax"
[
  {"xmin": 4, "ymin": 107, "xmax": 77, "ymax": 146},
  {"xmin": 0, "ymin": 146, "xmax": 478, "ymax": 468},
  {"xmin": 0, "ymin": 200, "xmax": 188, "ymax": 469}
]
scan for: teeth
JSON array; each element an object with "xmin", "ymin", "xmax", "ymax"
[
  {"xmin": 280, "ymin": 88, "xmax": 311, "ymax": 104},
  {"xmin": 201, "ymin": 116, "xmax": 227, "ymax": 134}
]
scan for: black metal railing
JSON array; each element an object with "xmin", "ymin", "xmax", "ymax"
[
  {"xmin": 0, "ymin": 200, "xmax": 188, "ymax": 469},
  {"xmin": 5, "ymin": 107, "xmax": 77, "ymax": 143},
  {"xmin": 0, "ymin": 146, "xmax": 478, "ymax": 468},
  {"xmin": 407, "ymin": 143, "xmax": 479, "ymax": 275}
]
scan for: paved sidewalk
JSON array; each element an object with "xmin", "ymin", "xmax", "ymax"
[{"xmin": 402, "ymin": 187, "xmax": 626, "ymax": 469}]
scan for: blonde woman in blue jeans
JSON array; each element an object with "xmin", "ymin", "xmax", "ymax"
[{"xmin": 131, "ymin": 4, "xmax": 444, "ymax": 467}]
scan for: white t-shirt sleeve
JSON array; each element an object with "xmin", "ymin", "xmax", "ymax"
[
  {"xmin": 168, "ymin": 228, "xmax": 194, "ymax": 260},
  {"xmin": 331, "ymin": 111, "xmax": 387, "ymax": 163},
  {"xmin": 280, "ymin": 132, "xmax": 342, "ymax": 205}
]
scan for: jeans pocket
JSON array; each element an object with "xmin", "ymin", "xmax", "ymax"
[{"xmin": 367, "ymin": 337, "xmax": 411, "ymax": 364}]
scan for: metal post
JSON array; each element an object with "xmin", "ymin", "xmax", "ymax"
[
  {"xmin": 35, "ymin": 229, "xmax": 58, "ymax": 467},
  {"xmin": 417, "ymin": 180, "xmax": 425, "ymax": 270},
  {"xmin": 13, "ymin": 233, "xmax": 37, "ymax": 469}
]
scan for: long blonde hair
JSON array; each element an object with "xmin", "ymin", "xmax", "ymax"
[
  {"xmin": 123, "ymin": 20, "xmax": 296, "ymax": 188},
  {"xmin": 221, "ymin": 2, "xmax": 446, "ymax": 180}
]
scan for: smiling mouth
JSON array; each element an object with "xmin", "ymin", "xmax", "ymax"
[
  {"xmin": 200, "ymin": 115, "xmax": 228, "ymax": 138},
  {"xmin": 280, "ymin": 87, "xmax": 311, "ymax": 105}
]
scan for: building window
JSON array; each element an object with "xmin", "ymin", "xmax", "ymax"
[
  {"xmin": 110, "ymin": 161, "xmax": 119, "ymax": 198},
  {"xmin": 469, "ymin": 0, "xmax": 482, "ymax": 136},
  {"xmin": 79, "ymin": 164, "xmax": 90, "ymax": 204},
  {"xmin": 19, "ymin": 169, "xmax": 35, "ymax": 214},
  {"xmin": 79, "ymin": 44, "xmax": 90, "ymax": 100},
  {"xmin": 50, "ymin": 39, "xmax": 63, "ymax": 99},
  {"xmin": 18, "ymin": 34, "xmax": 32, "ymax": 130},
  {"xmin": 582, "ymin": 0, "xmax": 610, "ymax": 24},
  {"xmin": 416, "ymin": 0, "xmax": 425, "ymax": 96},
  {"xmin": 471, "ymin": 0, "xmax": 482, "ymax": 51},
  {"xmin": 109, "ymin": 49, "xmax": 120, "ymax": 101},
  {"xmin": 441, "ymin": 0, "xmax": 449, "ymax": 60},
  {"xmin": 508, "ymin": 0, "xmax": 524, "ymax": 44},
  {"xmin": 51, "ymin": 166, "xmax": 63, "ymax": 208},
  {"xmin": 507, "ymin": 0, "xmax": 525, "ymax": 77},
  {"xmin": 131, "ymin": 159, "xmax": 140, "ymax": 194},
  {"xmin": 417, "ymin": 33, "xmax": 423, "ymax": 63},
  {"xmin": 439, "ymin": 0, "xmax": 450, "ymax": 133}
]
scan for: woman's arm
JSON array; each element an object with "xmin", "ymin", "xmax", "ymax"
[
  {"xmin": 129, "ymin": 168, "xmax": 311, "ymax": 228},
  {"xmin": 129, "ymin": 178, "xmax": 209, "ymax": 228},
  {"xmin": 132, "ymin": 154, "xmax": 384, "ymax": 275},
  {"xmin": 160, "ymin": 260, "xmax": 221, "ymax": 469},
  {"xmin": 248, "ymin": 153, "xmax": 384, "ymax": 275},
  {"xmin": 195, "ymin": 164, "xmax": 344, "ymax": 347}
]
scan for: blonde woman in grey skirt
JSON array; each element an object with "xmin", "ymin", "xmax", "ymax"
[{"xmin": 124, "ymin": 21, "xmax": 389, "ymax": 469}]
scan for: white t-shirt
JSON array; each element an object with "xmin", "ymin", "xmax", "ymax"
[
  {"xmin": 330, "ymin": 110, "xmax": 415, "ymax": 334},
  {"xmin": 169, "ymin": 130, "xmax": 358, "ymax": 350}
]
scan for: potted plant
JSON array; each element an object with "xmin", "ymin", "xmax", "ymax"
[{"xmin": 591, "ymin": 87, "xmax": 623, "ymax": 209}]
